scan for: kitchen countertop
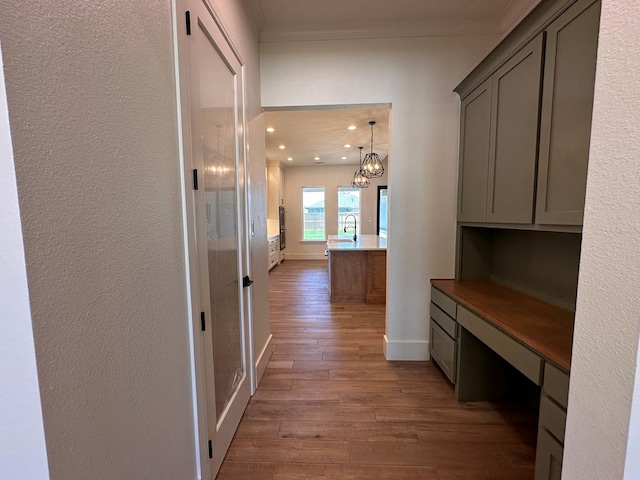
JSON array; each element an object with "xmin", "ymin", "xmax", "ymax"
[
  {"xmin": 267, "ymin": 219, "xmax": 279, "ymax": 239},
  {"xmin": 431, "ymin": 279, "xmax": 574, "ymax": 372},
  {"xmin": 326, "ymin": 234, "xmax": 387, "ymax": 251}
]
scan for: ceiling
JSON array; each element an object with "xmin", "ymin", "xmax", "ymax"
[
  {"xmin": 264, "ymin": 106, "xmax": 390, "ymax": 167},
  {"xmin": 250, "ymin": 0, "xmax": 542, "ymax": 168}
]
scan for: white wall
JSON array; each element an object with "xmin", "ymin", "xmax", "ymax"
[
  {"xmin": 261, "ymin": 35, "xmax": 498, "ymax": 359},
  {"xmin": 0, "ymin": 2, "xmax": 194, "ymax": 479},
  {"xmin": 563, "ymin": 1, "xmax": 640, "ymax": 478},
  {"xmin": 1, "ymin": 0, "xmax": 268, "ymax": 477},
  {"xmin": 0, "ymin": 0, "xmax": 258, "ymax": 480},
  {"xmin": 283, "ymin": 165, "xmax": 387, "ymax": 260},
  {"xmin": 0, "ymin": 41, "xmax": 50, "ymax": 480},
  {"xmin": 1, "ymin": 0, "xmax": 269, "ymax": 475}
]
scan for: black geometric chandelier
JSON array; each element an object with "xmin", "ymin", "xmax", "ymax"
[
  {"xmin": 351, "ymin": 146, "xmax": 370, "ymax": 189},
  {"xmin": 361, "ymin": 121, "xmax": 384, "ymax": 178}
]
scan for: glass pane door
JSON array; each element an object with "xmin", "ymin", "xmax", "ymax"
[
  {"xmin": 195, "ymin": 21, "xmax": 245, "ymax": 422},
  {"xmin": 181, "ymin": 2, "xmax": 252, "ymax": 476}
]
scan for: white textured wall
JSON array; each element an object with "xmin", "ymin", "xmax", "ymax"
[
  {"xmin": 563, "ymin": 0, "xmax": 640, "ymax": 478},
  {"xmin": 0, "ymin": 41, "xmax": 50, "ymax": 480},
  {"xmin": 261, "ymin": 35, "xmax": 498, "ymax": 358},
  {"xmin": 283, "ymin": 165, "xmax": 387, "ymax": 260},
  {"xmin": 0, "ymin": 2, "xmax": 196, "ymax": 479}
]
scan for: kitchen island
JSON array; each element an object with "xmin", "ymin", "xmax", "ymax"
[{"xmin": 326, "ymin": 234, "xmax": 386, "ymax": 304}]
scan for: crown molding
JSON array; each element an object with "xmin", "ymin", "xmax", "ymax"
[
  {"xmin": 500, "ymin": 0, "xmax": 544, "ymax": 37},
  {"xmin": 260, "ymin": 18, "xmax": 504, "ymax": 43}
]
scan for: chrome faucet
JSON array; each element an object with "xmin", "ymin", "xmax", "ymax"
[{"xmin": 343, "ymin": 214, "xmax": 357, "ymax": 241}]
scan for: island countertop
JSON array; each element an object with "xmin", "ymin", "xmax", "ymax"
[{"xmin": 326, "ymin": 234, "xmax": 387, "ymax": 251}]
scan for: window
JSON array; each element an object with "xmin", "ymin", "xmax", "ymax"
[
  {"xmin": 337, "ymin": 186, "xmax": 360, "ymax": 238},
  {"xmin": 302, "ymin": 187, "xmax": 325, "ymax": 240},
  {"xmin": 377, "ymin": 186, "xmax": 388, "ymax": 238}
]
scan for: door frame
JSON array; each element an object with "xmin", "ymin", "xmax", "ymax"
[{"xmin": 172, "ymin": 0, "xmax": 255, "ymax": 478}]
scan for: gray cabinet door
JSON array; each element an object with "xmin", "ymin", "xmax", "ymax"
[
  {"xmin": 429, "ymin": 320, "xmax": 457, "ymax": 384},
  {"xmin": 535, "ymin": 429, "xmax": 564, "ymax": 480},
  {"xmin": 458, "ymin": 80, "xmax": 491, "ymax": 222},
  {"xmin": 486, "ymin": 35, "xmax": 544, "ymax": 224},
  {"xmin": 535, "ymin": 0, "xmax": 601, "ymax": 225}
]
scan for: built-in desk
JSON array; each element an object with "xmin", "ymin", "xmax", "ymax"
[
  {"xmin": 430, "ymin": 279, "xmax": 574, "ymax": 480},
  {"xmin": 431, "ymin": 280, "xmax": 573, "ymax": 372}
]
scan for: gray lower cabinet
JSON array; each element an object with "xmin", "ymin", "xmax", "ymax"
[
  {"xmin": 429, "ymin": 320, "xmax": 457, "ymax": 383},
  {"xmin": 429, "ymin": 287, "xmax": 458, "ymax": 383},
  {"xmin": 535, "ymin": 0, "xmax": 601, "ymax": 225},
  {"xmin": 486, "ymin": 34, "xmax": 543, "ymax": 224},
  {"xmin": 535, "ymin": 429, "xmax": 564, "ymax": 480},
  {"xmin": 457, "ymin": 80, "xmax": 492, "ymax": 222},
  {"xmin": 535, "ymin": 363, "xmax": 570, "ymax": 480}
]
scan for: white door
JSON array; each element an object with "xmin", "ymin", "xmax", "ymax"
[{"xmin": 179, "ymin": 1, "xmax": 252, "ymax": 476}]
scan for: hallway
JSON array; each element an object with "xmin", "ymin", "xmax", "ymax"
[{"xmin": 218, "ymin": 261, "xmax": 537, "ymax": 479}]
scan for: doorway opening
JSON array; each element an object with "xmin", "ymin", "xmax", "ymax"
[{"xmin": 263, "ymin": 104, "xmax": 391, "ymax": 265}]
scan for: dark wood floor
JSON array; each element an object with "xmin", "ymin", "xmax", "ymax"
[{"xmin": 217, "ymin": 260, "xmax": 537, "ymax": 479}]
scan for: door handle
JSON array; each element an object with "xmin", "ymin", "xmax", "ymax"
[{"xmin": 242, "ymin": 276, "xmax": 254, "ymax": 288}]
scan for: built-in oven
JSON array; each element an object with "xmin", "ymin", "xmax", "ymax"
[{"xmin": 278, "ymin": 206, "xmax": 286, "ymax": 250}]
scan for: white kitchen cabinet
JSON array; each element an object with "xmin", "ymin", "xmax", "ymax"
[
  {"xmin": 267, "ymin": 161, "xmax": 284, "ymax": 220},
  {"xmin": 268, "ymin": 235, "xmax": 279, "ymax": 271}
]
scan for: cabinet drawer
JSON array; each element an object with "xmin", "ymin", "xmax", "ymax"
[
  {"xmin": 539, "ymin": 394, "xmax": 567, "ymax": 444},
  {"xmin": 431, "ymin": 287, "xmax": 457, "ymax": 319},
  {"xmin": 430, "ymin": 302, "xmax": 458, "ymax": 339},
  {"xmin": 543, "ymin": 363, "xmax": 570, "ymax": 409},
  {"xmin": 430, "ymin": 320, "xmax": 457, "ymax": 384},
  {"xmin": 457, "ymin": 306, "xmax": 543, "ymax": 385}
]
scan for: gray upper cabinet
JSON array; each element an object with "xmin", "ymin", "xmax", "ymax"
[
  {"xmin": 487, "ymin": 34, "xmax": 544, "ymax": 224},
  {"xmin": 535, "ymin": 0, "xmax": 601, "ymax": 225},
  {"xmin": 458, "ymin": 80, "xmax": 491, "ymax": 222}
]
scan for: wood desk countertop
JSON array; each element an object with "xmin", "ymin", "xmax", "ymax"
[{"xmin": 430, "ymin": 279, "xmax": 574, "ymax": 372}]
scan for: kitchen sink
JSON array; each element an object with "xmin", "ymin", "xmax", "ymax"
[{"xmin": 327, "ymin": 235, "xmax": 355, "ymax": 243}]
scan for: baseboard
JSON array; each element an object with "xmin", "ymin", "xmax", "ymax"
[
  {"xmin": 283, "ymin": 252, "xmax": 328, "ymax": 261},
  {"xmin": 254, "ymin": 334, "xmax": 274, "ymax": 389},
  {"xmin": 383, "ymin": 335, "xmax": 430, "ymax": 361}
]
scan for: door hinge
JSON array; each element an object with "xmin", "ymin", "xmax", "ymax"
[
  {"xmin": 200, "ymin": 312, "xmax": 206, "ymax": 331},
  {"xmin": 208, "ymin": 440, "xmax": 213, "ymax": 459},
  {"xmin": 193, "ymin": 169, "xmax": 198, "ymax": 190},
  {"xmin": 242, "ymin": 275, "xmax": 254, "ymax": 288},
  {"xmin": 185, "ymin": 11, "xmax": 191, "ymax": 36}
]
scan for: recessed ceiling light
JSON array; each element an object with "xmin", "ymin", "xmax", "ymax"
[
  {"xmin": 279, "ymin": 145, "xmax": 286, "ymax": 150},
  {"xmin": 314, "ymin": 156, "xmax": 320, "ymax": 161},
  {"xmin": 287, "ymin": 157, "xmax": 293, "ymax": 161},
  {"xmin": 344, "ymin": 144, "xmax": 351, "ymax": 148},
  {"xmin": 266, "ymin": 127, "xmax": 275, "ymax": 133},
  {"xmin": 347, "ymin": 125, "xmax": 357, "ymax": 131},
  {"xmin": 341, "ymin": 156, "xmax": 347, "ymax": 160}
]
